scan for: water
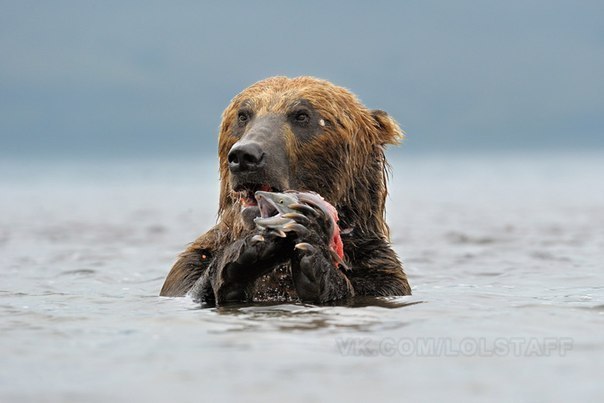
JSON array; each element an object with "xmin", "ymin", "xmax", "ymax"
[{"xmin": 1, "ymin": 152, "xmax": 603, "ymax": 402}]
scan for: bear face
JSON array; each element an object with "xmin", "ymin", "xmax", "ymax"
[
  {"xmin": 217, "ymin": 76, "xmax": 403, "ymax": 237},
  {"xmin": 160, "ymin": 76, "xmax": 411, "ymax": 303}
]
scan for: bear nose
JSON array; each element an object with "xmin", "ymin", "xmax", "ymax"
[{"xmin": 228, "ymin": 142, "xmax": 265, "ymax": 173}]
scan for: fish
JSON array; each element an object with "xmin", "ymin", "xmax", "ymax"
[{"xmin": 253, "ymin": 190, "xmax": 348, "ymax": 270}]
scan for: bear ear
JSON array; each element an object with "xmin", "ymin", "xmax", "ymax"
[{"xmin": 370, "ymin": 109, "xmax": 404, "ymax": 145}]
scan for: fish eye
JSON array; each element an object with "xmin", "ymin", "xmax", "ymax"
[{"xmin": 279, "ymin": 199, "xmax": 284, "ymax": 204}]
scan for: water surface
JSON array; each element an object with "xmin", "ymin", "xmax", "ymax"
[{"xmin": 1, "ymin": 153, "xmax": 603, "ymax": 402}]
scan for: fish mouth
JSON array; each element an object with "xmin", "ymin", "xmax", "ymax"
[
  {"xmin": 234, "ymin": 183, "xmax": 281, "ymax": 208},
  {"xmin": 254, "ymin": 192, "xmax": 280, "ymax": 218}
]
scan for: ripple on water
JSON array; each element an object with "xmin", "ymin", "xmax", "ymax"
[
  {"xmin": 189, "ymin": 297, "xmax": 424, "ymax": 334},
  {"xmin": 2, "ymin": 155, "xmax": 604, "ymax": 401}
]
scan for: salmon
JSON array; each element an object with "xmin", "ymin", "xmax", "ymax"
[{"xmin": 254, "ymin": 190, "xmax": 347, "ymax": 269}]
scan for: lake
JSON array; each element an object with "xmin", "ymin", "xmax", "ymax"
[{"xmin": 1, "ymin": 152, "xmax": 603, "ymax": 402}]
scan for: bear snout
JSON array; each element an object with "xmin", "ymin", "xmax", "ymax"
[
  {"xmin": 228, "ymin": 142, "xmax": 266, "ymax": 173},
  {"xmin": 227, "ymin": 115, "xmax": 290, "ymax": 193}
]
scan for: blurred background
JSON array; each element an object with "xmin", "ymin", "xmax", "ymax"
[
  {"xmin": 2, "ymin": 2, "xmax": 604, "ymax": 402},
  {"xmin": 2, "ymin": 0, "xmax": 603, "ymax": 160}
]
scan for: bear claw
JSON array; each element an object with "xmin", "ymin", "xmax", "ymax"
[
  {"xmin": 272, "ymin": 229, "xmax": 287, "ymax": 238},
  {"xmin": 281, "ymin": 222, "xmax": 309, "ymax": 235},
  {"xmin": 281, "ymin": 212, "xmax": 310, "ymax": 224},
  {"xmin": 251, "ymin": 234, "xmax": 265, "ymax": 243},
  {"xmin": 288, "ymin": 203, "xmax": 320, "ymax": 217},
  {"xmin": 294, "ymin": 242, "xmax": 316, "ymax": 253}
]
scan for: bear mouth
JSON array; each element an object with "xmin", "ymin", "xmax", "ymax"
[{"xmin": 234, "ymin": 183, "xmax": 281, "ymax": 208}]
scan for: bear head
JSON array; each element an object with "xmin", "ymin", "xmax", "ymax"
[{"xmin": 216, "ymin": 76, "xmax": 403, "ymax": 239}]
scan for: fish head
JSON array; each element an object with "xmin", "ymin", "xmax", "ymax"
[{"xmin": 254, "ymin": 191, "xmax": 300, "ymax": 218}]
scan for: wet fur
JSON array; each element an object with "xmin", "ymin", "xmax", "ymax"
[{"xmin": 160, "ymin": 76, "xmax": 411, "ymax": 301}]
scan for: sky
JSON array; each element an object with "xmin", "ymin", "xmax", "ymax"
[{"xmin": 1, "ymin": 0, "xmax": 603, "ymax": 159}]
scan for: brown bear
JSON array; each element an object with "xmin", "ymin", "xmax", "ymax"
[{"xmin": 160, "ymin": 76, "xmax": 411, "ymax": 305}]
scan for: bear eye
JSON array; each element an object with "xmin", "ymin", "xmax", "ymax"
[
  {"xmin": 237, "ymin": 112, "xmax": 249, "ymax": 124},
  {"xmin": 294, "ymin": 111, "xmax": 310, "ymax": 125}
]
